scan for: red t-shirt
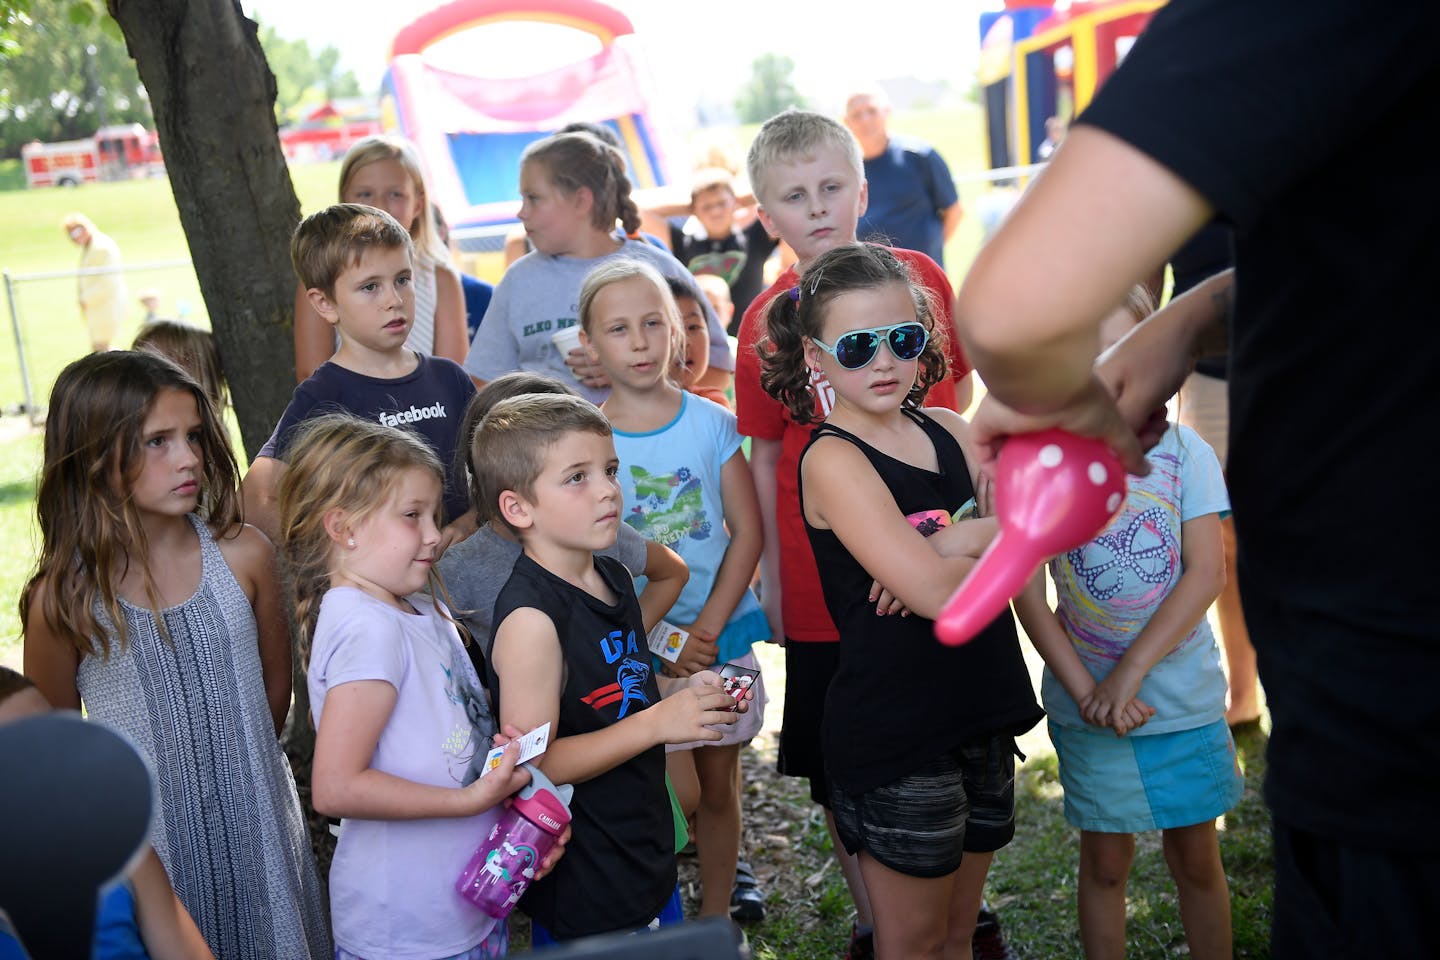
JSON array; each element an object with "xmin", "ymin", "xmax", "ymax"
[{"xmin": 735, "ymin": 247, "xmax": 968, "ymax": 642}]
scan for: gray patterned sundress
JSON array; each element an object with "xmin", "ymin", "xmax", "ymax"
[{"xmin": 77, "ymin": 514, "xmax": 330, "ymax": 958}]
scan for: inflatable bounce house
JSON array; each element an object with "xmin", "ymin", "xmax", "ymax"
[
  {"xmin": 382, "ymin": 0, "xmax": 672, "ymax": 249},
  {"xmin": 978, "ymin": 0, "xmax": 1165, "ymax": 171}
]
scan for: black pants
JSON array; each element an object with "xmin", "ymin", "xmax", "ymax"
[{"xmin": 1272, "ymin": 816, "xmax": 1440, "ymax": 958}]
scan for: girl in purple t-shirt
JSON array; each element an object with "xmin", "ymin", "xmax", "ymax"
[{"xmin": 277, "ymin": 414, "xmax": 564, "ymax": 959}]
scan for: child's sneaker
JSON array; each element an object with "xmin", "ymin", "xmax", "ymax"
[
  {"xmin": 729, "ymin": 859, "xmax": 766, "ymax": 922},
  {"xmin": 844, "ymin": 922, "xmax": 874, "ymax": 960},
  {"xmin": 973, "ymin": 904, "xmax": 1020, "ymax": 960}
]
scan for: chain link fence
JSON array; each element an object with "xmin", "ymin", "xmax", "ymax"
[{"xmin": 2, "ymin": 259, "xmax": 208, "ymax": 424}]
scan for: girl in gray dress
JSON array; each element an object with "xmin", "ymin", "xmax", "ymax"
[{"xmin": 21, "ymin": 351, "xmax": 330, "ymax": 959}]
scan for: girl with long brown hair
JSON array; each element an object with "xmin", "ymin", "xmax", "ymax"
[{"xmin": 20, "ymin": 350, "xmax": 329, "ymax": 959}]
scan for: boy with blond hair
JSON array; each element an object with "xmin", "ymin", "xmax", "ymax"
[
  {"xmin": 473, "ymin": 392, "xmax": 746, "ymax": 944},
  {"xmin": 242, "ymin": 203, "xmax": 475, "ymax": 546},
  {"xmin": 735, "ymin": 108, "xmax": 995, "ymax": 959}
]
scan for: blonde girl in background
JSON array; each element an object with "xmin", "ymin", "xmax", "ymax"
[
  {"xmin": 294, "ymin": 135, "xmax": 467, "ymax": 380},
  {"xmin": 21, "ymin": 350, "xmax": 329, "ymax": 959}
]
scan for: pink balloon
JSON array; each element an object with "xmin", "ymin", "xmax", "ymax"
[{"xmin": 935, "ymin": 430, "xmax": 1127, "ymax": 646}]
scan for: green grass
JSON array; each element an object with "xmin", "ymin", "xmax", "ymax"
[
  {"xmin": 987, "ymin": 723, "xmax": 1274, "ymax": 958},
  {"xmin": 0, "ymin": 428, "xmax": 42, "ymax": 667},
  {"xmin": 0, "ymin": 160, "xmax": 26, "ymax": 192},
  {"xmin": 0, "ymin": 159, "xmax": 344, "ymax": 419}
]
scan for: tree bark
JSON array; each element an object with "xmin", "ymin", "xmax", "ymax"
[
  {"xmin": 106, "ymin": 0, "xmax": 317, "ymax": 770},
  {"xmin": 107, "ymin": 0, "xmax": 297, "ymax": 461}
]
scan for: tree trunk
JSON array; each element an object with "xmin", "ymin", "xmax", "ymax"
[
  {"xmin": 107, "ymin": 0, "xmax": 297, "ymax": 462},
  {"xmin": 107, "ymin": 0, "xmax": 317, "ymax": 767}
]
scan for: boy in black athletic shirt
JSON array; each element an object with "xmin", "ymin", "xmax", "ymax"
[{"xmin": 474, "ymin": 392, "xmax": 743, "ymax": 944}]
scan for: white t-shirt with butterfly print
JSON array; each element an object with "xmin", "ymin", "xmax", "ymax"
[{"xmin": 1041, "ymin": 424, "xmax": 1231, "ymax": 736}]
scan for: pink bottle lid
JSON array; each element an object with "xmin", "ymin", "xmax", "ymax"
[{"xmin": 511, "ymin": 781, "xmax": 571, "ymax": 837}]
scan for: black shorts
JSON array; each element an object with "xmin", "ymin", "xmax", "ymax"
[
  {"xmin": 829, "ymin": 735, "xmax": 1019, "ymax": 878},
  {"xmin": 776, "ymin": 639, "xmax": 840, "ymax": 807}
]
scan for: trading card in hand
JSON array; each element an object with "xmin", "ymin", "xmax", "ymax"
[{"xmin": 717, "ymin": 662, "xmax": 758, "ymax": 712}]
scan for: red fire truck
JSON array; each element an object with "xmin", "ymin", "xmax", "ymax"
[
  {"xmin": 278, "ymin": 101, "xmax": 383, "ymax": 162},
  {"xmin": 21, "ymin": 123, "xmax": 165, "ymax": 188}
]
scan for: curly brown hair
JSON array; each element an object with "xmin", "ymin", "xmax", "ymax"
[{"xmin": 758, "ymin": 243, "xmax": 949, "ymax": 424}]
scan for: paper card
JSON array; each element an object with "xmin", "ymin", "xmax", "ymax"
[
  {"xmin": 646, "ymin": 620, "xmax": 690, "ymax": 663},
  {"xmin": 480, "ymin": 721, "xmax": 551, "ymax": 777},
  {"xmin": 717, "ymin": 661, "xmax": 759, "ymax": 712}
]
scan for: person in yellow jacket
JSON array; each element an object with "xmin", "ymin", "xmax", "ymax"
[{"xmin": 62, "ymin": 213, "xmax": 127, "ymax": 352}]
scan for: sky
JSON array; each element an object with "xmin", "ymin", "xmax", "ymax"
[{"xmin": 241, "ymin": 0, "xmax": 995, "ymax": 133}]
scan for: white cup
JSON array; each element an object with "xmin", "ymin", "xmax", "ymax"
[{"xmin": 551, "ymin": 325, "xmax": 583, "ymax": 357}]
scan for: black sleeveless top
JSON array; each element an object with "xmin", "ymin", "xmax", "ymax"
[
  {"xmin": 485, "ymin": 554, "xmax": 675, "ymax": 939},
  {"xmin": 800, "ymin": 409, "xmax": 1043, "ymax": 794}
]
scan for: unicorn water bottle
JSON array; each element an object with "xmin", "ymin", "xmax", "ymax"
[{"xmin": 456, "ymin": 764, "xmax": 573, "ymax": 919}]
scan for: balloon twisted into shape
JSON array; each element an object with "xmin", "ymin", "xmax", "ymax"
[{"xmin": 935, "ymin": 430, "xmax": 1127, "ymax": 646}]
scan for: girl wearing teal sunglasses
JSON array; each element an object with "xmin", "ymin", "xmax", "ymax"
[{"xmin": 758, "ymin": 243, "xmax": 1043, "ymax": 959}]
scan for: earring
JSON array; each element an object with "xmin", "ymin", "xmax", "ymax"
[{"xmin": 347, "ymin": 538, "xmax": 356, "ymax": 549}]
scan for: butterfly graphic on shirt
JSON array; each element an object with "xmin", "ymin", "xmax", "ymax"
[{"xmin": 1066, "ymin": 506, "xmax": 1175, "ymax": 601}]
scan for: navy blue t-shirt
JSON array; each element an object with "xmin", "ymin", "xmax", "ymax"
[
  {"xmin": 263, "ymin": 354, "xmax": 476, "ymax": 522},
  {"xmin": 460, "ymin": 273, "xmax": 494, "ymax": 344},
  {"xmin": 857, "ymin": 134, "xmax": 959, "ymax": 269}
]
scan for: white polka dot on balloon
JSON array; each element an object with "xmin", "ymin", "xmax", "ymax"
[
  {"xmin": 1088, "ymin": 462, "xmax": 1108, "ymax": 485},
  {"xmin": 1106, "ymin": 492, "xmax": 1122, "ymax": 513},
  {"xmin": 1038, "ymin": 444, "xmax": 1063, "ymax": 468}
]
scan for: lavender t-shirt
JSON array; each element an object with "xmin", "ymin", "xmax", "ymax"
[{"xmin": 308, "ymin": 587, "xmax": 500, "ymax": 959}]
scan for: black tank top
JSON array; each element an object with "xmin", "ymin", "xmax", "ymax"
[
  {"xmin": 801, "ymin": 409, "xmax": 1043, "ymax": 794},
  {"xmin": 486, "ymin": 554, "xmax": 675, "ymax": 939}
]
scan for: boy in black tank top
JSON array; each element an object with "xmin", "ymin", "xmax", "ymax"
[{"xmin": 472, "ymin": 393, "xmax": 747, "ymax": 942}]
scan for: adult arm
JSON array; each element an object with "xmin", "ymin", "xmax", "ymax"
[
  {"xmin": 293, "ymin": 281, "xmax": 335, "ymax": 383},
  {"xmin": 430, "ymin": 260, "xmax": 470, "ymax": 365},
  {"xmin": 940, "ymin": 200, "xmax": 964, "ymax": 244},
  {"xmin": 956, "ymin": 126, "xmax": 1213, "ymax": 472}
]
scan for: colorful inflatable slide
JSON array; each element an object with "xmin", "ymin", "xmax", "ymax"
[{"xmin": 382, "ymin": 0, "xmax": 672, "ymax": 247}]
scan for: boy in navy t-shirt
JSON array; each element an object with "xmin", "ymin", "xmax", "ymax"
[{"xmin": 242, "ymin": 203, "xmax": 475, "ymax": 545}]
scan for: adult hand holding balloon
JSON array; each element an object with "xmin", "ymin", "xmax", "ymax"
[{"xmin": 935, "ymin": 429, "xmax": 1127, "ymax": 646}]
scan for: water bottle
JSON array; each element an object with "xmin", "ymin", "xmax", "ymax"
[{"xmin": 456, "ymin": 764, "xmax": 573, "ymax": 919}]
